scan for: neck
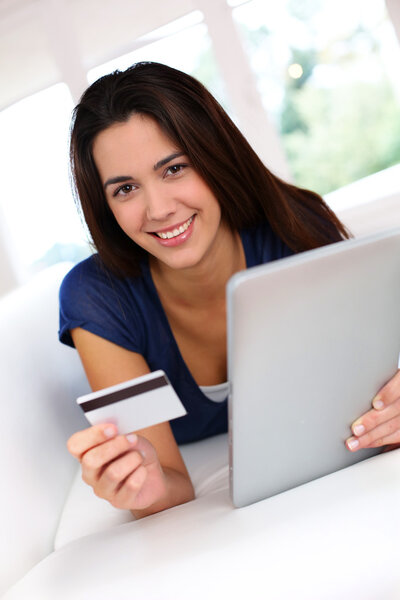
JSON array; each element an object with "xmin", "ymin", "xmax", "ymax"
[{"xmin": 150, "ymin": 226, "xmax": 246, "ymax": 308}]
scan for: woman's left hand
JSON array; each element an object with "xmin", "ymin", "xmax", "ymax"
[{"xmin": 346, "ymin": 369, "xmax": 400, "ymax": 453}]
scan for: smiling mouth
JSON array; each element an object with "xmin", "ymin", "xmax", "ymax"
[{"xmin": 153, "ymin": 216, "xmax": 194, "ymax": 239}]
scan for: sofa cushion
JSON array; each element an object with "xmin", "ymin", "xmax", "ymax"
[{"xmin": 4, "ymin": 449, "xmax": 400, "ymax": 600}]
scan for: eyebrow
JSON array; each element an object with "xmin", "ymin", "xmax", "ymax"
[
  {"xmin": 103, "ymin": 152, "xmax": 185, "ymax": 191},
  {"xmin": 153, "ymin": 152, "xmax": 184, "ymax": 171},
  {"xmin": 103, "ymin": 175, "xmax": 132, "ymax": 190}
]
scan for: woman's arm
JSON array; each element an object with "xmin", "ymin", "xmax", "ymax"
[
  {"xmin": 346, "ymin": 369, "xmax": 400, "ymax": 452},
  {"xmin": 67, "ymin": 327, "xmax": 194, "ymax": 518}
]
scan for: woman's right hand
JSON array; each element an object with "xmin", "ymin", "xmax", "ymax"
[
  {"xmin": 67, "ymin": 329, "xmax": 194, "ymax": 517},
  {"xmin": 67, "ymin": 424, "xmax": 168, "ymax": 512}
]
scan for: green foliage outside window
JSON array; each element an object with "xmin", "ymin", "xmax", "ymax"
[
  {"xmin": 282, "ymin": 81, "xmax": 400, "ymax": 195},
  {"xmin": 232, "ymin": 0, "xmax": 400, "ymax": 195}
]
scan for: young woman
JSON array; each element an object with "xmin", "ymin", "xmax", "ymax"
[{"xmin": 61, "ymin": 62, "xmax": 400, "ymax": 519}]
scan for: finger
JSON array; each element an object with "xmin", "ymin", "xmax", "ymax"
[
  {"xmin": 112, "ymin": 465, "xmax": 148, "ymax": 509},
  {"xmin": 67, "ymin": 423, "xmax": 118, "ymax": 459},
  {"xmin": 95, "ymin": 449, "xmax": 144, "ymax": 499},
  {"xmin": 81, "ymin": 433, "xmax": 138, "ymax": 485},
  {"xmin": 351, "ymin": 397, "xmax": 400, "ymax": 437},
  {"xmin": 126, "ymin": 432, "xmax": 157, "ymax": 466},
  {"xmin": 346, "ymin": 413, "xmax": 400, "ymax": 451},
  {"xmin": 371, "ymin": 369, "xmax": 400, "ymax": 411}
]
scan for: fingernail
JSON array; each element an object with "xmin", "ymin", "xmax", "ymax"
[
  {"xmin": 372, "ymin": 395, "xmax": 384, "ymax": 410},
  {"xmin": 347, "ymin": 438, "xmax": 360, "ymax": 451},
  {"xmin": 104, "ymin": 426, "xmax": 116, "ymax": 438},
  {"xmin": 352, "ymin": 423, "xmax": 365, "ymax": 436},
  {"xmin": 126, "ymin": 433, "xmax": 137, "ymax": 444}
]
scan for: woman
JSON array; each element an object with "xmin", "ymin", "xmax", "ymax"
[{"xmin": 60, "ymin": 62, "xmax": 400, "ymax": 519}]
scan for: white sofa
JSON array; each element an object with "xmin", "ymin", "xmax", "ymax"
[{"xmin": 1, "ymin": 262, "xmax": 400, "ymax": 600}]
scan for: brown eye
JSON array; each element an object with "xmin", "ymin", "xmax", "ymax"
[
  {"xmin": 113, "ymin": 183, "xmax": 137, "ymax": 197},
  {"xmin": 168, "ymin": 165, "xmax": 182, "ymax": 174},
  {"xmin": 120, "ymin": 184, "xmax": 134, "ymax": 193},
  {"xmin": 165, "ymin": 164, "xmax": 187, "ymax": 176}
]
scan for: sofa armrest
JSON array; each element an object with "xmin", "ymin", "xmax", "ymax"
[{"xmin": 0, "ymin": 264, "xmax": 90, "ymax": 595}]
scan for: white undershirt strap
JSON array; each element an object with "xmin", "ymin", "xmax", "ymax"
[{"xmin": 199, "ymin": 381, "xmax": 229, "ymax": 403}]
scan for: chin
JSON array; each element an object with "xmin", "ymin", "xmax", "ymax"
[
  {"xmin": 155, "ymin": 249, "xmax": 206, "ymax": 271},
  {"xmin": 160, "ymin": 257, "xmax": 200, "ymax": 271}
]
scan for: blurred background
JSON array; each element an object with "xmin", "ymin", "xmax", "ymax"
[{"xmin": 0, "ymin": 0, "xmax": 399, "ymax": 295}]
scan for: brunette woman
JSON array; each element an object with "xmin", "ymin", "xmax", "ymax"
[{"xmin": 61, "ymin": 62, "xmax": 400, "ymax": 518}]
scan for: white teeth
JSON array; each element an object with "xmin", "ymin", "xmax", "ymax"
[{"xmin": 155, "ymin": 216, "xmax": 193, "ymax": 239}]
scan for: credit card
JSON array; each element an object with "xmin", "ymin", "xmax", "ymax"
[{"xmin": 76, "ymin": 370, "xmax": 187, "ymax": 434}]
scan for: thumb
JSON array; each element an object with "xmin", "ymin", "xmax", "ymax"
[{"xmin": 125, "ymin": 433, "xmax": 158, "ymax": 466}]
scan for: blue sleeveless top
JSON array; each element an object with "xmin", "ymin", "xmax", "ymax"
[{"xmin": 59, "ymin": 222, "xmax": 292, "ymax": 444}]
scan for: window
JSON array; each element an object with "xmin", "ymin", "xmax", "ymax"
[
  {"xmin": 0, "ymin": 83, "xmax": 90, "ymax": 277},
  {"xmin": 233, "ymin": 0, "xmax": 400, "ymax": 195},
  {"xmin": 88, "ymin": 11, "xmax": 230, "ymax": 113}
]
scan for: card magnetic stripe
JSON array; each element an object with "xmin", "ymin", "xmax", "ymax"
[{"xmin": 80, "ymin": 376, "xmax": 168, "ymax": 412}]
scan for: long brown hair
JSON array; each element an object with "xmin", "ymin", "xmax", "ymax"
[{"xmin": 70, "ymin": 61, "xmax": 350, "ymax": 277}]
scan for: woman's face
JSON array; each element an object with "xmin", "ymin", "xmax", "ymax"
[{"xmin": 93, "ymin": 114, "xmax": 225, "ymax": 273}]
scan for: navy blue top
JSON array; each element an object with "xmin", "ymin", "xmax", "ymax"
[{"xmin": 59, "ymin": 222, "xmax": 292, "ymax": 444}]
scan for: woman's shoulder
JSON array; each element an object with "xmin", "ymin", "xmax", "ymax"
[
  {"xmin": 60, "ymin": 254, "xmax": 135, "ymax": 303},
  {"xmin": 58, "ymin": 255, "xmax": 148, "ymax": 350},
  {"xmin": 61, "ymin": 253, "xmax": 113, "ymax": 284},
  {"xmin": 59, "ymin": 254, "xmax": 147, "ymax": 327}
]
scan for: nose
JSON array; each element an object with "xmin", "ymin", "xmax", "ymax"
[{"xmin": 145, "ymin": 184, "xmax": 177, "ymax": 222}]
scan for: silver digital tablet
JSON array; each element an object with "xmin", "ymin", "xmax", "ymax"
[{"xmin": 227, "ymin": 228, "xmax": 400, "ymax": 508}]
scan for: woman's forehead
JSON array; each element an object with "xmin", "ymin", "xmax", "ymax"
[{"xmin": 92, "ymin": 114, "xmax": 182, "ymax": 176}]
